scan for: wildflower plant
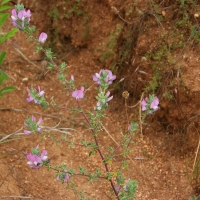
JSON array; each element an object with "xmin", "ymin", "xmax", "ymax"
[{"xmin": 12, "ymin": 3, "xmax": 160, "ymax": 199}]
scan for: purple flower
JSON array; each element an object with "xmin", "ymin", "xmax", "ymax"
[
  {"xmin": 37, "ymin": 86, "xmax": 45, "ymax": 97},
  {"xmin": 72, "ymin": 86, "xmax": 84, "ymax": 99},
  {"xmin": 39, "ymin": 32, "xmax": 48, "ymax": 43},
  {"xmin": 11, "ymin": 9, "xmax": 18, "ymax": 21},
  {"xmin": 141, "ymin": 96, "xmax": 159, "ymax": 112},
  {"xmin": 141, "ymin": 99, "xmax": 147, "ymax": 111},
  {"xmin": 92, "ymin": 72, "xmax": 101, "ymax": 85},
  {"xmin": 106, "ymin": 91, "xmax": 113, "ymax": 102},
  {"xmin": 26, "ymin": 147, "xmax": 48, "ymax": 169},
  {"xmin": 92, "ymin": 69, "xmax": 116, "ymax": 86},
  {"xmin": 105, "ymin": 70, "xmax": 116, "ymax": 85},
  {"xmin": 40, "ymin": 150, "xmax": 48, "ymax": 161},
  {"xmin": 18, "ymin": 10, "xmax": 27, "ymax": 21},
  {"xmin": 115, "ymin": 185, "xmax": 121, "ymax": 192},
  {"xmin": 150, "ymin": 97, "xmax": 159, "ymax": 111},
  {"xmin": 57, "ymin": 170, "xmax": 70, "ymax": 182},
  {"xmin": 26, "ymin": 10, "xmax": 31, "ymax": 22},
  {"xmin": 26, "ymin": 87, "xmax": 34, "ymax": 103},
  {"xmin": 27, "ymin": 153, "xmax": 42, "ymax": 169}
]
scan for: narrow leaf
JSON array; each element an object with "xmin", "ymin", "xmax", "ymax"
[
  {"xmin": 1, "ymin": 0, "xmax": 11, "ymax": 6},
  {"xmin": 0, "ymin": 51, "xmax": 6, "ymax": 65},
  {"xmin": 4, "ymin": 27, "xmax": 18, "ymax": 40},
  {"xmin": 0, "ymin": 13, "xmax": 8, "ymax": 27},
  {"xmin": 0, "ymin": 86, "xmax": 16, "ymax": 97},
  {"xmin": 0, "ymin": 5, "xmax": 11, "ymax": 12},
  {"xmin": 0, "ymin": 70, "xmax": 8, "ymax": 85}
]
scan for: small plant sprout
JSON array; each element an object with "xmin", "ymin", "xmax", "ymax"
[{"xmin": 57, "ymin": 170, "xmax": 70, "ymax": 183}]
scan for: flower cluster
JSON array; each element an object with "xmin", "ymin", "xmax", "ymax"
[
  {"xmin": 11, "ymin": 7, "xmax": 31, "ymax": 30},
  {"xmin": 96, "ymin": 91, "xmax": 113, "ymax": 111},
  {"xmin": 141, "ymin": 95, "xmax": 159, "ymax": 113},
  {"xmin": 26, "ymin": 86, "xmax": 48, "ymax": 108},
  {"xmin": 92, "ymin": 69, "xmax": 116, "ymax": 88},
  {"xmin": 24, "ymin": 116, "xmax": 42, "ymax": 135},
  {"xmin": 26, "ymin": 146, "xmax": 48, "ymax": 169}
]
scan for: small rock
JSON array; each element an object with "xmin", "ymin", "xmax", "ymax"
[
  {"xmin": 22, "ymin": 77, "xmax": 28, "ymax": 82},
  {"xmin": 162, "ymin": 11, "xmax": 166, "ymax": 16}
]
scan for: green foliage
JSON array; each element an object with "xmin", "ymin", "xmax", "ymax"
[
  {"xmin": 0, "ymin": 70, "xmax": 16, "ymax": 98},
  {"xmin": 0, "ymin": 69, "xmax": 8, "ymax": 85},
  {"xmin": 98, "ymin": 23, "xmax": 123, "ymax": 64},
  {"xmin": 144, "ymin": 65, "xmax": 161, "ymax": 93},
  {"xmin": 1, "ymin": 0, "xmax": 10, "ymax": 5},
  {"xmin": 0, "ymin": 0, "xmax": 18, "ymax": 43},
  {"xmin": 65, "ymin": 0, "xmax": 85, "ymax": 19},
  {"xmin": 0, "ymin": 27, "xmax": 18, "ymax": 43},
  {"xmin": 0, "ymin": 51, "xmax": 6, "ymax": 65},
  {"xmin": 189, "ymin": 196, "xmax": 198, "ymax": 200},
  {"xmin": 0, "ymin": 0, "xmax": 17, "ymax": 97},
  {"xmin": 118, "ymin": 180, "xmax": 138, "ymax": 200},
  {"xmin": 64, "ymin": 0, "xmax": 90, "ymax": 39},
  {"xmin": 48, "ymin": 7, "xmax": 59, "ymax": 20},
  {"xmin": 125, "ymin": 3, "xmax": 135, "ymax": 17},
  {"xmin": 143, "ymin": 0, "xmax": 200, "ymax": 95}
]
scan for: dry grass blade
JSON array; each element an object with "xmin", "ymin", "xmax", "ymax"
[{"xmin": 0, "ymin": 127, "xmax": 23, "ymax": 143}]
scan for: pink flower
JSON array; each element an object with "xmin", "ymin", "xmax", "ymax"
[
  {"xmin": 11, "ymin": 9, "xmax": 31, "ymax": 29},
  {"xmin": 39, "ymin": 32, "xmax": 48, "ymax": 43},
  {"xmin": 106, "ymin": 91, "xmax": 113, "ymax": 102},
  {"xmin": 26, "ymin": 147, "xmax": 48, "ymax": 169},
  {"xmin": 18, "ymin": 10, "xmax": 27, "ymax": 21},
  {"xmin": 27, "ymin": 153, "xmax": 42, "ymax": 169},
  {"xmin": 92, "ymin": 72, "xmax": 101, "ymax": 85},
  {"xmin": 37, "ymin": 86, "xmax": 45, "ymax": 97},
  {"xmin": 26, "ymin": 87, "xmax": 34, "ymax": 103},
  {"xmin": 92, "ymin": 69, "xmax": 116, "ymax": 85},
  {"xmin": 72, "ymin": 86, "xmax": 84, "ymax": 99},
  {"xmin": 11, "ymin": 9, "xmax": 17, "ymax": 21},
  {"xmin": 141, "ymin": 99, "xmax": 147, "ymax": 111},
  {"xmin": 150, "ymin": 97, "xmax": 159, "ymax": 111},
  {"xmin": 71, "ymin": 75, "xmax": 74, "ymax": 81},
  {"xmin": 40, "ymin": 150, "xmax": 48, "ymax": 161},
  {"xmin": 115, "ymin": 185, "xmax": 121, "ymax": 192}
]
